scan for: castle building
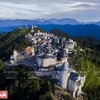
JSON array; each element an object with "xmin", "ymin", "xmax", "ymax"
[
  {"xmin": 8, "ymin": 29, "xmax": 86, "ymax": 98},
  {"xmin": 63, "ymin": 43, "xmax": 68, "ymax": 54},
  {"xmin": 36, "ymin": 48, "xmax": 56, "ymax": 67},
  {"xmin": 67, "ymin": 39, "xmax": 77, "ymax": 51},
  {"xmin": 58, "ymin": 62, "xmax": 75, "ymax": 88},
  {"xmin": 57, "ymin": 62, "xmax": 86, "ymax": 98}
]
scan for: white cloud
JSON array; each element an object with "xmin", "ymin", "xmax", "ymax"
[{"xmin": 0, "ymin": 1, "xmax": 99, "ymax": 21}]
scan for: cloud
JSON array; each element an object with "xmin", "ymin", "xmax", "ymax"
[
  {"xmin": 0, "ymin": 0, "xmax": 100, "ymax": 4},
  {"xmin": 0, "ymin": 1, "xmax": 99, "ymax": 22}
]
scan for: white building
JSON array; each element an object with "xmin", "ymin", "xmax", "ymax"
[
  {"xmin": 66, "ymin": 39, "xmax": 77, "ymax": 51},
  {"xmin": 58, "ymin": 62, "xmax": 86, "ymax": 98},
  {"xmin": 58, "ymin": 62, "xmax": 75, "ymax": 88}
]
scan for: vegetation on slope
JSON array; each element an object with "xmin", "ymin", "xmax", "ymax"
[
  {"xmin": 0, "ymin": 62, "xmax": 53, "ymax": 100},
  {"xmin": 0, "ymin": 27, "xmax": 100, "ymax": 100},
  {"xmin": 51, "ymin": 29, "xmax": 100, "ymax": 100},
  {"xmin": 69, "ymin": 46, "xmax": 100, "ymax": 100},
  {"xmin": 50, "ymin": 29, "xmax": 71, "ymax": 39},
  {"xmin": 0, "ymin": 27, "xmax": 45, "ymax": 61}
]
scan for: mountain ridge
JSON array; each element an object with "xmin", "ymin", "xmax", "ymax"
[
  {"xmin": 1, "ymin": 18, "xmax": 100, "ymax": 26},
  {"xmin": 0, "ymin": 24, "xmax": 100, "ymax": 40},
  {"xmin": 38, "ymin": 24, "xmax": 100, "ymax": 40},
  {"xmin": 0, "ymin": 18, "xmax": 90, "ymax": 27}
]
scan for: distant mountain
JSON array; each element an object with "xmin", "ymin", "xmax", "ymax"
[
  {"xmin": 88, "ymin": 21, "xmax": 100, "ymax": 26},
  {"xmin": 37, "ymin": 24, "xmax": 100, "ymax": 40},
  {"xmin": 0, "ymin": 18, "xmax": 100, "ymax": 40},
  {"xmin": 0, "ymin": 26, "xmax": 20, "ymax": 33},
  {"xmin": 0, "ymin": 31, "xmax": 4, "ymax": 34},
  {"xmin": 0, "ymin": 18, "xmax": 83, "ymax": 28},
  {"xmin": 51, "ymin": 29, "xmax": 99, "ymax": 42},
  {"xmin": 0, "ymin": 24, "xmax": 100, "ymax": 40},
  {"xmin": 1, "ymin": 18, "xmax": 100, "ymax": 28},
  {"xmin": 39, "ymin": 18, "xmax": 82, "ymax": 25}
]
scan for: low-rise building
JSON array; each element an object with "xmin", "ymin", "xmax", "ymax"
[{"xmin": 10, "ymin": 46, "xmax": 34, "ymax": 63}]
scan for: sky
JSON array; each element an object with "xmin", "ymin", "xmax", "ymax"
[{"xmin": 0, "ymin": 0, "xmax": 100, "ymax": 22}]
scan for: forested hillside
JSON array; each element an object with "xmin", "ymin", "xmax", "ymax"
[
  {"xmin": 0, "ymin": 27, "xmax": 45, "ymax": 61},
  {"xmin": 0, "ymin": 27, "xmax": 100, "ymax": 100},
  {"xmin": 0, "ymin": 27, "xmax": 55, "ymax": 100}
]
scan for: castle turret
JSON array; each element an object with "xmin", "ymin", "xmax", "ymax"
[
  {"xmin": 58, "ymin": 62, "xmax": 74, "ymax": 89},
  {"xmin": 63, "ymin": 43, "xmax": 68, "ymax": 54}
]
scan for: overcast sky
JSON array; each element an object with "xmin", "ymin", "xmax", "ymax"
[{"xmin": 0, "ymin": 0, "xmax": 100, "ymax": 22}]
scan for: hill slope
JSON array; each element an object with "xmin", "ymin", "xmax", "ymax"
[
  {"xmin": 0, "ymin": 27, "xmax": 100, "ymax": 100},
  {"xmin": 0, "ymin": 27, "xmax": 46, "ymax": 61}
]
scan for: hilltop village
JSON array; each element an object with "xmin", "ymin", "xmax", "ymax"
[{"xmin": 5, "ymin": 26, "xmax": 86, "ymax": 98}]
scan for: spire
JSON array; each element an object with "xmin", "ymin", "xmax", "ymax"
[
  {"xmin": 57, "ymin": 50, "xmax": 68, "ymax": 58},
  {"xmin": 63, "ymin": 42, "xmax": 68, "ymax": 48}
]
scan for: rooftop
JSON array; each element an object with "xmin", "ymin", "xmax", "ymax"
[
  {"xmin": 57, "ymin": 49, "xmax": 68, "ymax": 58},
  {"xmin": 59, "ymin": 62, "xmax": 74, "ymax": 72},
  {"xmin": 69, "ymin": 72, "xmax": 79, "ymax": 82}
]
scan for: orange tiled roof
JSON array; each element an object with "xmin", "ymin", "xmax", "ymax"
[{"xmin": 24, "ymin": 46, "xmax": 34, "ymax": 53}]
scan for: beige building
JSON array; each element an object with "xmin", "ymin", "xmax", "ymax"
[{"xmin": 36, "ymin": 49, "xmax": 56, "ymax": 67}]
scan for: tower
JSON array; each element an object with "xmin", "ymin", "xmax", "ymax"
[
  {"xmin": 58, "ymin": 62, "xmax": 73, "ymax": 89},
  {"xmin": 31, "ymin": 25, "xmax": 34, "ymax": 32},
  {"xmin": 13, "ymin": 50, "xmax": 18, "ymax": 61},
  {"xmin": 63, "ymin": 43, "xmax": 68, "ymax": 54}
]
